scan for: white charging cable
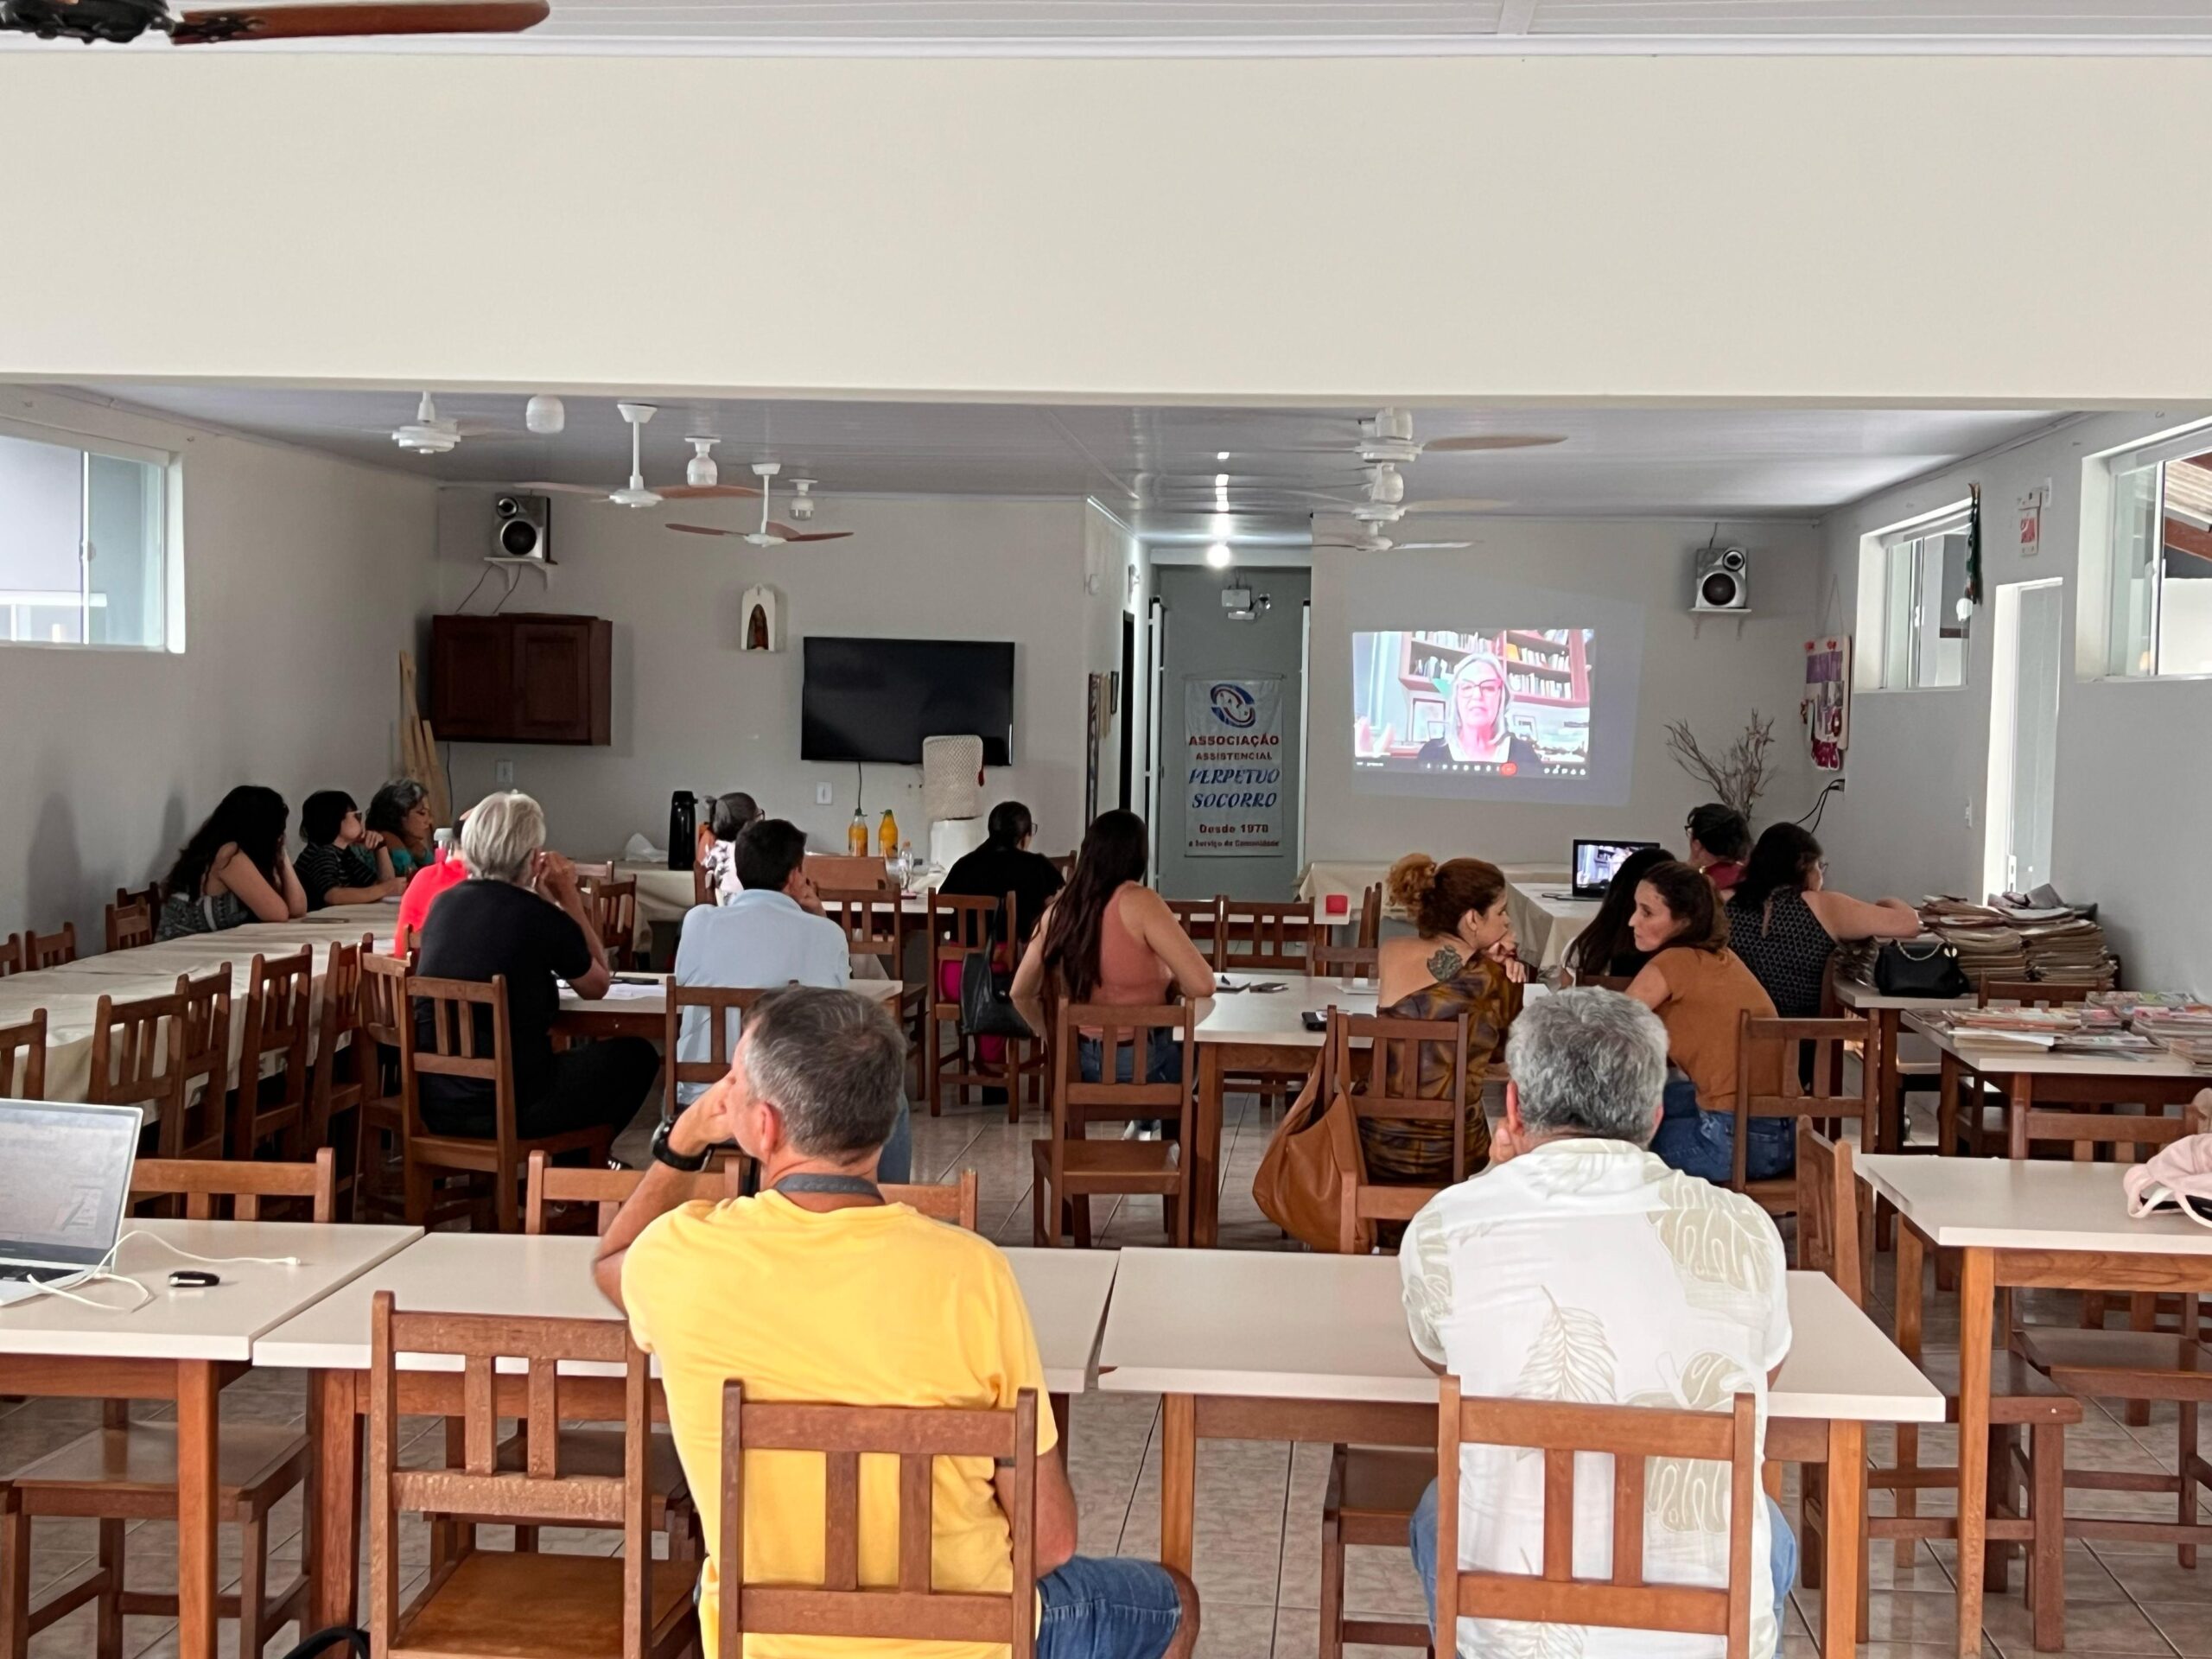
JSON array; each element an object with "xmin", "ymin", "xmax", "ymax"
[{"xmin": 18, "ymin": 1230, "xmax": 305, "ymax": 1315}]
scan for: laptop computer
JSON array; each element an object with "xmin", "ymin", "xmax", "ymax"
[
  {"xmin": 0, "ymin": 1100, "xmax": 143, "ymax": 1306},
  {"xmin": 1572, "ymin": 839, "xmax": 1659, "ymax": 900}
]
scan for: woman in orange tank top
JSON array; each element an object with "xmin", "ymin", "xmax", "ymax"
[{"xmin": 1012, "ymin": 810, "xmax": 1216, "ymax": 1084}]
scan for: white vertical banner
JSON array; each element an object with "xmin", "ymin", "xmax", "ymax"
[{"xmin": 1183, "ymin": 674, "xmax": 1285, "ymax": 858}]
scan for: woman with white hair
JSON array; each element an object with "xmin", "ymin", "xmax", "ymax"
[
  {"xmin": 412, "ymin": 791, "xmax": 659, "ymax": 1142},
  {"xmin": 1414, "ymin": 651, "xmax": 1545, "ymax": 772}
]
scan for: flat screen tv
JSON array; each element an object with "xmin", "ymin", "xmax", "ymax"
[{"xmin": 801, "ymin": 636, "xmax": 1016, "ymax": 766}]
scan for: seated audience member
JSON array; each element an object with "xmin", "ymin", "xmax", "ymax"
[
  {"xmin": 594, "ymin": 986, "xmax": 1198, "ymax": 1659},
  {"xmin": 1012, "ymin": 809, "xmax": 1214, "ymax": 1084},
  {"xmin": 1355, "ymin": 853, "xmax": 1524, "ymax": 1182},
  {"xmin": 1684, "ymin": 802, "xmax": 1751, "ymax": 898},
  {"xmin": 412, "ymin": 791, "xmax": 658, "ymax": 1141},
  {"xmin": 156, "ymin": 785, "xmax": 308, "ymax": 939},
  {"xmin": 1622, "ymin": 860, "xmax": 1789, "ymax": 1184},
  {"xmin": 365, "ymin": 779, "xmax": 436, "ymax": 879},
  {"xmin": 696, "ymin": 791, "xmax": 761, "ymax": 906},
  {"xmin": 294, "ymin": 789, "xmax": 407, "ymax": 911},
  {"xmin": 942, "ymin": 800, "xmax": 1065, "ymax": 945},
  {"xmin": 1399, "ymin": 988, "xmax": 1795, "ymax": 1659},
  {"xmin": 675, "ymin": 817, "xmax": 909, "ymax": 1180},
  {"xmin": 1562, "ymin": 844, "xmax": 1676, "ymax": 983},
  {"xmin": 396, "ymin": 810, "xmax": 469, "ymax": 949},
  {"xmin": 1726, "ymin": 823, "xmax": 1920, "ymax": 1018}
]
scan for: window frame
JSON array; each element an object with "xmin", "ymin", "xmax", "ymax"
[
  {"xmin": 1858, "ymin": 498, "xmax": 1976, "ymax": 693},
  {"xmin": 0, "ymin": 413, "xmax": 180, "ymax": 655},
  {"xmin": 2079, "ymin": 416, "xmax": 2212, "ymax": 683}
]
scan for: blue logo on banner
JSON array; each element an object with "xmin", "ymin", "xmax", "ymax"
[{"xmin": 1209, "ymin": 683, "xmax": 1256, "ymax": 728}]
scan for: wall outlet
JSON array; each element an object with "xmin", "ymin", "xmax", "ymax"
[
  {"xmin": 495, "ymin": 759, "xmax": 515, "ymax": 785},
  {"xmin": 815, "ymin": 782, "xmax": 833, "ymax": 806}
]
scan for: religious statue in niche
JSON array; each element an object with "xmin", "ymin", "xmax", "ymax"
[{"xmin": 740, "ymin": 585, "xmax": 782, "ymax": 653}]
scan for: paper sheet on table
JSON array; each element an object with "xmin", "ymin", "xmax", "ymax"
[{"xmin": 569, "ymin": 981, "xmax": 666, "ymax": 1001}]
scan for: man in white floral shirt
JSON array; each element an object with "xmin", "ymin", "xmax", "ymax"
[{"xmin": 1399, "ymin": 988, "xmax": 1797, "ymax": 1659}]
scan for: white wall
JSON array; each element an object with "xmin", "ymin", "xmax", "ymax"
[
  {"xmin": 1306, "ymin": 518, "xmax": 1822, "ymax": 865},
  {"xmin": 0, "ymin": 388, "xmax": 439, "ymax": 944},
  {"xmin": 8, "ymin": 55, "xmax": 2212, "ymax": 404},
  {"xmin": 1815, "ymin": 409, "xmax": 2212, "ymax": 993},
  {"xmin": 432, "ymin": 491, "xmax": 1102, "ymax": 857}
]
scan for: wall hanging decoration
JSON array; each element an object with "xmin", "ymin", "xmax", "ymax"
[
  {"xmin": 1801, "ymin": 637, "xmax": 1850, "ymax": 772},
  {"xmin": 1664, "ymin": 711, "xmax": 1776, "ymax": 823},
  {"xmin": 1959, "ymin": 483, "xmax": 1984, "ymax": 620},
  {"xmin": 739, "ymin": 585, "xmax": 782, "ymax": 652}
]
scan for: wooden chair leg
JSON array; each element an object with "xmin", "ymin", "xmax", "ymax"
[
  {"xmin": 1892, "ymin": 1423, "xmax": 1920, "ymax": 1569},
  {"xmin": 94, "ymin": 1517, "xmax": 124, "ymax": 1659},
  {"xmin": 1032, "ymin": 1173, "xmax": 1051, "ymax": 1247},
  {"xmin": 1800, "ymin": 1463, "xmax": 1827, "ymax": 1592},
  {"xmin": 1319, "ymin": 1499, "xmax": 1345, "ymax": 1659},
  {"xmin": 2179, "ymin": 1399, "xmax": 2200, "ymax": 1569},
  {"xmin": 402, "ymin": 1156, "xmax": 432, "ymax": 1230},
  {"xmin": 1070, "ymin": 1192, "xmax": 1091, "ymax": 1249},
  {"xmin": 238, "ymin": 1507, "xmax": 268, "ymax": 1659},
  {"xmin": 1986, "ymin": 1424, "xmax": 2015, "ymax": 1596},
  {"xmin": 925, "ymin": 1011, "xmax": 942, "ymax": 1116},
  {"xmin": 494, "ymin": 1161, "xmax": 520, "ymax": 1235},
  {"xmin": 2130, "ymin": 1293, "xmax": 2157, "ymax": 1429},
  {"xmin": 2030, "ymin": 1422, "xmax": 2067, "ymax": 1653},
  {"xmin": 0, "ymin": 1495, "xmax": 29, "ymax": 1659}
]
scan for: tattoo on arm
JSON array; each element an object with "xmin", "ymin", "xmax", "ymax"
[{"xmin": 1427, "ymin": 944, "xmax": 1465, "ymax": 982}]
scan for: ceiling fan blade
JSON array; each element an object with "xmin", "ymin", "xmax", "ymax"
[
  {"xmin": 780, "ymin": 531, "xmax": 855, "ymax": 543},
  {"xmin": 1421, "ymin": 435, "xmax": 1567, "ymax": 453},
  {"xmin": 1402, "ymin": 499, "xmax": 1510, "ymax": 513},
  {"xmin": 513, "ymin": 480, "xmax": 613, "ymax": 497},
  {"xmin": 449, "ymin": 422, "xmax": 522, "ymax": 439},
  {"xmin": 1393, "ymin": 541, "xmax": 1474, "ymax": 551},
  {"xmin": 656, "ymin": 484, "xmax": 762, "ymax": 500},
  {"xmin": 171, "ymin": 0, "xmax": 548, "ymax": 41},
  {"xmin": 666, "ymin": 523, "xmax": 743, "ymax": 537}
]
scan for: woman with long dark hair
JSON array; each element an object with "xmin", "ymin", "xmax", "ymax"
[
  {"xmin": 1726, "ymin": 823, "xmax": 1919, "ymax": 1018},
  {"xmin": 156, "ymin": 785, "xmax": 308, "ymax": 939},
  {"xmin": 1011, "ymin": 810, "xmax": 1214, "ymax": 1083},
  {"xmin": 1564, "ymin": 844, "xmax": 1677, "ymax": 983}
]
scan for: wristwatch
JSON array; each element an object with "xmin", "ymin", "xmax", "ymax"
[{"xmin": 650, "ymin": 1119, "xmax": 711, "ymax": 1173}]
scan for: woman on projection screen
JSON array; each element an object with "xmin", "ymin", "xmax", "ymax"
[{"xmin": 1414, "ymin": 651, "xmax": 1547, "ymax": 772}]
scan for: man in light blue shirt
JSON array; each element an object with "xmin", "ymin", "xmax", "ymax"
[{"xmin": 671, "ymin": 817, "xmax": 912, "ymax": 1181}]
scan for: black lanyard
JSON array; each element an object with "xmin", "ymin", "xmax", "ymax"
[{"xmin": 768, "ymin": 1173, "xmax": 884, "ymax": 1201}]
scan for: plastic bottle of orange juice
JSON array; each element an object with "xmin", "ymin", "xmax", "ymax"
[
  {"xmin": 877, "ymin": 808, "xmax": 899, "ymax": 858},
  {"xmin": 847, "ymin": 809, "xmax": 868, "ymax": 855}
]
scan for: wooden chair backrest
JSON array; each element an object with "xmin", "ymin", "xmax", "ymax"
[
  {"xmin": 819, "ymin": 887, "xmax": 903, "ymax": 963},
  {"xmin": 1732, "ymin": 1014, "xmax": 1870, "ymax": 1192},
  {"xmin": 926, "ymin": 893, "xmax": 999, "ymax": 991},
  {"xmin": 692, "ymin": 861, "xmax": 718, "ymax": 909},
  {"xmin": 0, "ymin": 934, "xmax": 19, "ymax": 978},
  {"xmin": 116, "ymin": 881, "xmax": 162, "ymax": 911},
  {"xmin": 131, "ymin": 1148, "xmax": 337, "ymax": 1222},
  {"xmin": 368, "ymin": 1294, "xmax": 655, "ymax": 1656},
  {"xmin": 403, "ymin": 975, "xmax": 516, "ymax": 1150},
  {"xmin": 24, "ymin": 924, "xmax": 76, "ymax": 970},
  {"xmin": 664, "ymin": 982, "xmax": 777, "ymax": 1122},
  {"xmin": 1980, "ymin": 979, "xmax": 2091, "ymax": 1008},
  {"xmin": 524, "ymin": 1150, "xmax": 738, "ymax": 1234},
  {"xmin": 1221, "ymin": 898, "xmax": 1314, "ymax": 971},
  {"xmin": 569, "ymin": 861, "xmax": 616, "ymax": 884},
  {"xmin": 1436, "ymin": 1381, "xmax": 1758, "ymax": 1659},
  {"xmin": 1327, "ymin": 1007, "xmax": 1474, "ymax": 1180},
  {"xmin": 582, "ymin": 876, "xmax": 639, "ymax": 956},
  {"xmin": 1311, "ymin": 944, "xmax": 1378, "ymax": 985},
  {"xmin": 87, "ymin": 983, "xmax": 188, "ymax": 1118},
  {"xmin": 719, "ymin": 1382, "xmax": 1038, "ymax": 1656},
  {"xmin": 0, "ymin": 1011, "xmax": 48, "ymax": 1099},
  {"xmin": 1578, "ymin": 974, "xmax": 1636, "ymax": 993},
  {"xmin": 1357, "ymin": 881, "xmax": 1384, "ymax": 950},
  {"xmin": 1794, "ymin": 1126, "xmax": 1864, "ymax": 1305},
  {"xmin": 1050, "ymin": 1001, "xmax": 1195, "ymax": 1131},
  {"xmin": 887, "ymin": 1170, "xmax": 979, "ymax": 1230},
  {"xmin": 105, "ymin": 899, "xmax": 155, "ymax": 954},
  {"xmin": 1163, "ymin": 898, "xmax": 1225, "ymax": 969},
  {"xmin": 239, "ymin": 947, "xmax": 315, "ymax": 1088},
  {"xmin": 807, "ymin": 854, "xmax": 889, "ymax": 892},
  {"xmin": 359, "ymin": 951, "xmax": 410, "ymax": 1047}
]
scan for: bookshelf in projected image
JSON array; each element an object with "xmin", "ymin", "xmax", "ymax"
[{"xmin": 1395, "ymin": 629, "xmax": 1593, "ymax": 768}]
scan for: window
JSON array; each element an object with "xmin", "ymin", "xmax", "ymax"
[
  {"xmin": 0, "ymin": 420, "xmax": 174, "ymax": 651},
  {"xmin": 1866, "ymin": 502, "xmax": 1974, "ymax": 689},
  {"xmin": 2097, "ymin": 425, "xmax": 2212, "ymax": 679},
  {"xmin": 1984, "ymin": 579, "xmax": 2063, "ymax": 899}
]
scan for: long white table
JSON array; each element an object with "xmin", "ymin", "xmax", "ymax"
[
  {"xmin": 1295, "ymin": 862, "xmax": 1596, "ymax": 973},
  {"xmin": 0, "ymin": 1218, "xmax": 420, "ymax": 1659},
  {"xmin": 1858, "ymin": 1154, "xmax": 2212, "ymax": 1656},
  {"xmin": 1097, "ymin": 1247, "xmax": 1942, "ymax": 1659},
  {"xmin": 252, "ymin": 1229, "xmax": 1119, "ymax": 1630}
]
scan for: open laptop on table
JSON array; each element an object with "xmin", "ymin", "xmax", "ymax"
[
  {"xmin": 1570, "ymin": 838, "xmax": 1658, "ymax": 900},
  {"xmin": 0, "ymin": 1100, "xmax": 142, "ymax": 1306}
]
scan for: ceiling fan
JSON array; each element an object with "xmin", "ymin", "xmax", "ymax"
[
  {"xmin": 2, "ymin": 0, "xmax": 548, "ymax": 43},
  {"xmin": 667, "ymin": 463, "xmax": 854, "ymax": 547},
  {"xmin": 1313, "ymin": 525, "xmax": 1475, "ymax": 554},
  {"xmin": 369, "ymin": 391, "xmax": 519, "ymax": 456},
  {"xmin": 514, "ymin": 404, "xmax": 760, "ymax": 511},
  {"xmin": 1241, "ymin": 408, "xmax": 1568, "ymax": 466}
]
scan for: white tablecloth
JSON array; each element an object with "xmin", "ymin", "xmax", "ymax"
[{"xmin": 1297, "ymin": 861, "xmax": 1594, "ymax": 973}]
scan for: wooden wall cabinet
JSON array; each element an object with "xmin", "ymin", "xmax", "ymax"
[{"xmin": 429, "ymin": 613, "xmax": 612, "ymax": 746}]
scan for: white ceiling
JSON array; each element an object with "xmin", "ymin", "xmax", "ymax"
[{"xmin": 67, "ymin": 383, "xmax": 2065, "ymax": 530}]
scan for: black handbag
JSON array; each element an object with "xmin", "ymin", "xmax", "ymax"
[
  {"xmin": 1873, "ymin": 938, "xmax": 1970, "ymax": 999},
  {"xmin": 959, "ymin": 904, "xmax": 1033, "ymax": 1040}
]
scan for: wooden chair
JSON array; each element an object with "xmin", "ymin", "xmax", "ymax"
[
  {"xmin": 366, "ymin": 1295, "xmax": 696, "ymax": 1659},
  {"xmin": 1032, "ymin": 1001, "xmax": 1192, "ymax": 1248},
  {"xmin": 690, "ymin": 859, "xmax": 716, "ymax": 910},
  {"xmin": 523, "ymin": 1153, "xmax": 979, "ymax": 1236},
  {"xmin": 805, "ymin": 853, "xmax": 888, "ymax": 891},
  {"xmin": 1324, "ymin": 1007, "xmax": 1472, "ymax": 1255},
  {"xmin": 305, "ymin": 943, "xmax": 369, "ymax": 1218},
  {"xmin": 1356, "ymin": 880, "xmax": 1384, "ymax": 950},
  {"xmin": 353, "ymin": 950, "xmax": 422, "ymax": 1224},
  {"xmin": 663, "ymin": 981, "xmax": 772, "ymax": 1132},
  {"xmin": 229, "ymin": 949, "xmax": 312, "ymax": 1160},
  {"xmin": 924, "ymin": 892, "xmax": 1023, "ymax": 1118},
  {"xmin": 87, "ymin": 972, "xmax": 229, "ymax": 1163},
  {"xmin": 0, "ymin": 935, "xmax": 18, "ymax": 978},
  {"xmin": 114, "ymin": 882, "xmax": 162, "ymax": 912},
  {"xmin": 581, "ymin": 875, "xmax": 639, "ymax": 970},
  {"xmin": 0, "ymin": 1156, "xmax": 334, "ymax": 1659},
  {"xmin": 103, "ymin": 899, "xmax": 154, "ymax": 954},
  {"xmin": 21, "ymin": 925, "xmax": 75, "ymax": 970},
  {"xmin": 1320, "ymin": 1440, "xmax": 1433, "ymax": 1656},
  {"xmin": 0, "ymin": 1012, "xmax": 45, "ymax": 1100},
  {"xmin": 569, "ymin": 861, "xmax": 616, "ymax": 884},
  {"xmin": 400, "ymin": 973, "xmax": 618, "ymax": 1233},
  {"xmin": 1434, "ymin": 1382, "xmax": 1761, "ymax": 1658},
  {"xmin": 1310, "ymin": 944, "xmax": 1377, "ymax": 984},
  {"xmin": 819, "ymin": 886, "xmax": 927, "ymax": 1040},
  {"xmin": 717, "ymin": 1382, "xmax": 1039, "ymax": 1656},
  {"xmin": 1980, "ymin": 979, "xmax": 2092, "ymax": 1007},
  {"xmin": 1729, "ymin": 1014, "xmax": 1870, "ymax": 1214},
  {"xmin": 1220, "ymin": 897, "xmax": 1314, "ymax": 971},
  {"xmin": 1164, "ymin": 897, "xmax": 1225, "ymax": 969}
]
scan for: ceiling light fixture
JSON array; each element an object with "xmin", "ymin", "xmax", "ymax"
[
  {"xmin": 1205, "ymin": 543, "xmax": 1234, "ymax": 569},
  {"xmin": 1214, "ymin": 473, "xmax": 1230, "ymax": 488},
  {"xmin": 524, "ymin": 395, "xmax": 566, "ymax": 435},
  {"xmin": 1216, "ymin": 451, "xmax": 1230, "ymax": 462},
  {"xmin": 684, "ymin": 437, "xmax": 720, "ymax": 489}
]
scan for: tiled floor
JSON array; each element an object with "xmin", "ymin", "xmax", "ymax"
[{"xmin": 6, "ymin": 1090, "xmax": 2211, "ymax": 1657}]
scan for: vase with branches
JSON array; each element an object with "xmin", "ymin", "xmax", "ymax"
[{"xmin": 1665, "ymin": 712, "xmax": 1777, "ymax": 823}]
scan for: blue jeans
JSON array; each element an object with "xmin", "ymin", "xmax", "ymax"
[
  {"xmin": 1037, "ymin": 1554, "xmax": 1185, "ymax": 1659},
  {"xmin": 1649, "ymin": 1072, "xmax": 1795, "ymax": 1186},
  {"xmin": 1408, "ymin": 1480, "xmax": 1796, "ymax": 1657},
  {"xmin": 1077, "ymin": 1029, "xmax": 1183, "ymax": 1086}
]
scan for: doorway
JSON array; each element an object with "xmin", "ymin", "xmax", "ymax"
[{"xmin": 1983, "ymin": 578, "xmax": 2064, "ymax": 898}]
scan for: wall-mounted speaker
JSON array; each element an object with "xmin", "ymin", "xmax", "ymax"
[
  {"xmin": 1693, "ymin": 543, "xmax": 1748, "ymax": 612},
  {"xmin": 493, "ymin": 493, "xmax": 553, "ymax": 563}
]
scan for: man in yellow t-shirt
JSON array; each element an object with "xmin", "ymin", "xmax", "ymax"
[{"xmin": 593, "ymin": 986, "xmax": 1198, "ymax": 1659}]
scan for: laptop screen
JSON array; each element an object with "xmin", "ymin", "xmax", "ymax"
[
  {"xmin": 1572, "ymin": 839, "xmax": 1657, "ymax": 899},
  {"xmin": 0, "ymin": 1101, "xmax": 142, "ymax": 1269}
]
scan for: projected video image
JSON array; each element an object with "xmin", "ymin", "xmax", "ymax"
[{"xmin": 1352, "ymin": 629, "xmax": 1594, "ymax": 780}]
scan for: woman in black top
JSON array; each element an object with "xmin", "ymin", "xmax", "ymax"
[
  {"xmin": 1564, "ymin": 844, "xmax": 1676, "ymax": 983},
  {"xmin": 940, "ymin": 801, "xmax": 1065, "ymax": 945},
  {"xmin": 1725, "ymin": 823, "xmax": 1921, "ymax": 1016}
]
